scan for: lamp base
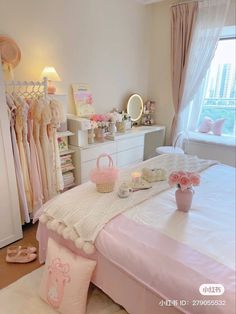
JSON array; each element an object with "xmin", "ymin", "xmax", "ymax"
[{"xmin": 47, "ymin": 85, "xmax": 56, "ymax": 94}]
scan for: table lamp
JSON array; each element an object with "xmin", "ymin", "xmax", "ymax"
[{"xmin": 41, "ymin": 66, "xmax": 61, "ymax": 94}]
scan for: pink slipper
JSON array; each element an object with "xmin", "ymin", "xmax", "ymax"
[
  {"xmin": 7, "ymin": 245, "xmax": 37, "ymax": 255},
  {"xmin": 6, "ymin": 251, "xmax": 37, "ymax": 263}
]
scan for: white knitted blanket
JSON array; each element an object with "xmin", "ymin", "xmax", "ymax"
[{"xmin": 39, "ymin": 154, "xmax": 217, "ymax": 253}]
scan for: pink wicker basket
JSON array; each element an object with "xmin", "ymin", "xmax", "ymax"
[{"xmin": 90, "ymin": 153, "xmax": 119, "ymax": 193}]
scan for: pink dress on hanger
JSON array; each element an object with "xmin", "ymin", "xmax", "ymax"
[
  {"xmin": 6, "ymin": 94, "xmax": 30, "ymax": 223},
  {"xmin": 14, "ymin": 96, "xmax": 33, "ymax": 213},
  {"xmin": 28, "ymin": 100, "xmax": 44, "ymax": 213},
  {"xmin": 20, "ymin": 98, "xmax": 31, "ymax": 175},
  {"xmin": 33, "ymin": 99, "xmax": 49, "ymax": 202}
]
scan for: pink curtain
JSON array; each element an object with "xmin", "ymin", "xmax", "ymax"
[{"xmin": 170, "ymin": 2, "xmax": 198, "ymax": 144}]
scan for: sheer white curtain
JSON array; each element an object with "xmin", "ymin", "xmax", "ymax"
[{"xmin": 174, "ymin": 0, "xmax": 231, "ymax": 140}]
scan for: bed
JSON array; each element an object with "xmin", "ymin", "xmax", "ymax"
[{"xmin": 36, "ymin": 154, "xmax": 235, "ymax": 314}]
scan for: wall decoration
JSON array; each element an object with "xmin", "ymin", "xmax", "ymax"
[{"xmin": 72, "ymin": 83, "xmax": 95, "ymax": 117}]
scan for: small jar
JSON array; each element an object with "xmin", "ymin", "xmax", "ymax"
[{"xmin": 118, "ymin": 182, "xmax": 130, "ymax": 198}]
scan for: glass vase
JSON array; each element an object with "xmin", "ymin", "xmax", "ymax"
[
  {"xmin": 88, "ymin": 128, "xmax": 95, "ymax": 144},
  {"xmin": 116, "ymin": 121, "xmax": 126, "ymax": 133},
  {"xmin": 95, "ymin": 128, "xmax": 105, "ymax": 142}
]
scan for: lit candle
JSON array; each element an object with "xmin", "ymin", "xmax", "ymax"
[{"xmin": 131, "ymin": 171, "xmax": 141, "ymax": 184}]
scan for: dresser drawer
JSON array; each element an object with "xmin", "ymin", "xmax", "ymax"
[
  {"xmin": 116, "ymin": 146, "xmax": 144, "ymax": 168},
  {"xmin": 81, "ymin": 154, "xmax": 117, "ymax": 183},
  {"xmin": 80, "ymin": 142, "xmax": 116, "ymax": 162},
  {"xmin": 116, "ymin": 135, "xmax": 144, "ymax": 152}
]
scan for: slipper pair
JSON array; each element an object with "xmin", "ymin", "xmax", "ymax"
[{"xmin": 6, "ymin": 245, "xmax": 37, "ymax": 263}]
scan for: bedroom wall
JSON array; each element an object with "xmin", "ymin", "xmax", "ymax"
[
  {"xmin": 0, "ymin": 0, "xmax": 150, "ymax": 114},
  {"xmin": 147, "ymin": 0, "xmax": 173, "ymax": 143},
  {"xmin": 148, "ymin": 0, "xmax": 236, "ymax": 144}
]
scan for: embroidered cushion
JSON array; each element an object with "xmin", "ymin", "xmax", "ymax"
[
  {"xmin": 39, "ymin": 237, "xmax": 96, "ymax": 314},
  {"xmin": 198, "ymin": 117, "xmax": 225, "ymax": 136}
]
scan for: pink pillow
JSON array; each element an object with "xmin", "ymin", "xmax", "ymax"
[
  {"xmin": 39, "ymin": 238, "xmax": 96, "ymax": 314},
  {"xmin": 198, "ymin": 117, "xmax": 225, "ymax": 136}
]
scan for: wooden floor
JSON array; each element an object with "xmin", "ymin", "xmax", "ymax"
[{"xmin": 0, "ymin": 222, "xmax": 41, "ymax": 289}]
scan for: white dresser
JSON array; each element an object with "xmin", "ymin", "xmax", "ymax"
[{"xmin": 70, "ymin": 125, "xmax": 165, "ymax": 185}]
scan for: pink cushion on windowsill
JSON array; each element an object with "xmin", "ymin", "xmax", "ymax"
[
  {"xmin": 39, "ymin": 237, "xmax": 96, "ymax": 314},
  {"xmin": 198, "ymin": 117, "xmax": 225, "ymax": 136}
]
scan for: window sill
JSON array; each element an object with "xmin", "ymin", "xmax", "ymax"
[{"xmin": 186, "ymin": 131, "xmax": 236, "ymax": 147}]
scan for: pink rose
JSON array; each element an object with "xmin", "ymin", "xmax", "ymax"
[
  {"xmin": 179, "ymin": 175, "xmax": 191, "ymax": 191},
  {"xmin": 168, "ymin": 171, "xmax": 180, "ymax": 186},
  {"xmin": 178, "ymin": 171, "xmax": 187, "ymax": 177},
  {"xmin": 189, "ymin": 173, "xmax": 200, "ymax": 186}
]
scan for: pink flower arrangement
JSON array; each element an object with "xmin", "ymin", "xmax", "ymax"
[
  {"xmin": 90, "ymin": 114, "xmax": 109, "ymax": 129},
  {"xmin": 168, "ymin": 171, "xmax": 200, "ymax": 191}
]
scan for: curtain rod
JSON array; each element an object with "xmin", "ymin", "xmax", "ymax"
[{"xmin": 170, "ymin": 0, "xmax": 203, "ymax": 7}]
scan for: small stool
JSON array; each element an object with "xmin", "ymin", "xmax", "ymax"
[{"xmin": 156, "ymin": 146, "xmax": 184, "ymax": 155}]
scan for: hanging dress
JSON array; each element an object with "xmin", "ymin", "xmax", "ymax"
[
  {"xmin": 49, "ymin": 99, "xmax": 66, "ymax": 192},
  {"xmin": 6, "ymin": 94, "xmax": 30, "ymax": 223},
  {"xmin": 40, "ymin": 98, "xmax": 54, "ymax": 199},
  {"xmin": 20, "ymin": 98, "xmax": 31, "ymax": 175},
  {"xmin": 14, "ymin": 95, "xmax": 33, "ymax": 213},
  {"xmin": 33, "ymin": 98, "xmax": 49, "ymax": 202},
  {"xmin": 28, "ymin": 100, "xmax": 44, "ymax": 213},
  {"xmin": 47, "ymin": 122, "xmax": 57, "ymax": 196}
]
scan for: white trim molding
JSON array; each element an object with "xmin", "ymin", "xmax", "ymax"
[{"xmin": 135, "ymin": 0, "xmax": 165, "ymax": 4}]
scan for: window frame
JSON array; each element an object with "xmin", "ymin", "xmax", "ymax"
[{"xmin": 188, "ymin": 27, "xmax": 236, "ymax": 142}]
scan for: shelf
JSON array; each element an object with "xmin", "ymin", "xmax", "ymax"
[
  {"xmin": 57, "ymin": 131, "xmax": 74, "ymax": 138},
  {"xmin": 62, "ymin": 166, "xmax": 75, "ymax": 173},
  {"xmin": 62, "ymin": 183, "xmax": 76, "ymax": 192},
  {"xmin": 60, "ymin": 149, "xmax": 76, "ymax": 156}
]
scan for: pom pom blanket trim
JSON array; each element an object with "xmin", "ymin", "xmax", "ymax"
[{"xmin": 38, "ymin": 154, "xmax": 217, "ymax": 254}]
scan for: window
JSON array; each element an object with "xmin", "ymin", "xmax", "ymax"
[{"xmin": 196, "ymin": 36, "xmax": 236, "ymax": 137}]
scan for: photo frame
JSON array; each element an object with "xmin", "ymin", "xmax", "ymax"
[{"xmin": 72, "ymin": 83, "xmax": 95, "ymax": 117}]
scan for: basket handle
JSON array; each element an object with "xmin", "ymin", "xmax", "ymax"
[{"xmin": 96, "ymin": 153, "xmax": 113, "ymax": 169}]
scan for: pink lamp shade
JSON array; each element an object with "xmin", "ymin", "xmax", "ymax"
[{"xmin": 41, "ymin": 66, "xmax": 61, "ymax": 94}]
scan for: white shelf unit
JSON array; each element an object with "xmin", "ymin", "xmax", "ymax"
[
  {"xmin": 57, "ymin": 131, "xmax": 77, "ymax": 191},
  {"xmin": 59, "ymin": 149, "xmax": 76, "ymax": 157},
  {"xmin": 57, "ymin": 130, "xmax": 74, "ymax": 138}
]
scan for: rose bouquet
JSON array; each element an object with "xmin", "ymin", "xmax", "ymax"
[
  {"xmin": 168, "ymin": 171, "xmax": 200, "ymax": 191},
  {"xmin": 90, "ymin": 114, "xmax": 109, "ymax": 129}
]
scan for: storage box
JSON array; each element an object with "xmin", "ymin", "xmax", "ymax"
[
  {"xmin": 69, "ymin": 130, "xmax": 88, "ymax": 147},
  {"xmin": 67, "ymin": 114, "xmax": 91, "ymax": 131}
]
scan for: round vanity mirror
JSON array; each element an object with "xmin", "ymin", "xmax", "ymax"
[{"xmin": 127, "ymin": 94, "xmax": 143, "ymax": 122}]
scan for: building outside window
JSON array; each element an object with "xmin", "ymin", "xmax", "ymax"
[
  {"xmin": 198, "ymin": 38, "xmax": 236, "ymax": 136},
  {"xmin": 187, "ymin": 26, "xmax": 236, "ymax": 139}
]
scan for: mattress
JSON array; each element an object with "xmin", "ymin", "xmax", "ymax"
[{"xmin": 37, "ymin": 163, "xmax": 235, "ymax": 314}]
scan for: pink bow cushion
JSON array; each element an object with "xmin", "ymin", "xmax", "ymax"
[{"xmin": 198, "ymin": 117, "xmax": 225, "ymax": 136}]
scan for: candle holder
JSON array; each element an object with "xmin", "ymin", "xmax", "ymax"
[{"xmin": 131, "ymin": 172, "xmax": 142, "ymax": 184}]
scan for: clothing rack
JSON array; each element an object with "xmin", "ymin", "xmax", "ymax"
[{"xmin": 5, "ymin": 77, "xmax": 48, "ymax": 98}]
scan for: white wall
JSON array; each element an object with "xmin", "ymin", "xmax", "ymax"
[
  {"xmin": 148, "ymin": 0, "xmax": 173, "ymax": 143},
  {"xmin": 1, "ymin": 0, "xmax": 234, "ymax": 128},
  {"xmin": 0, "ymin": 0, "xmax": 150, "ymax": 114}
]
